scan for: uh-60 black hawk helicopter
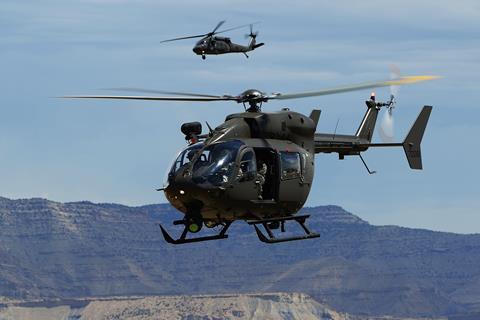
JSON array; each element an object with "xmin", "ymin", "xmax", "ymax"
[
  {"xmin": 161, "ymin": 20, "xmax": 264, "ymax": 60},
  {"xmin": 64, "ymin": 75, "xmax": 437, "ymax": 244}
]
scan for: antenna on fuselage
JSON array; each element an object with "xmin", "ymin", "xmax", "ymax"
[{"xmin": 332, "ymin": 118, "xmax": 340, "ymax": 141}]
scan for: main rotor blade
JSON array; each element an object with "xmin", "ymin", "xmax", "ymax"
[
  {"xmin": 389, "ymin": 65, "xmax": 401, "ymax": 97},
  {"xmin": 105, "ymin": 87, "xmax": 224, "ymax": 98},
  {"xmin": 269, "ymin": 75, "xmax": 440, "ymax": 101},
  {"xmin": 216, "ymin": 21, "xmax": 261, "ymax": 35},
  {"xmin": 160, "ymin": 34, "xmax": 207, "ymax": 43},
  {"xmin": 160, "ymin": 21, "xmax": 259, "ymax": 42},
  {"xmin": 211, "ymin": 20, "xmax": 226, "ymax": 34},
  {"xmin": 61, "ymin": 95, "xmax": 237, "ymax": 102}
]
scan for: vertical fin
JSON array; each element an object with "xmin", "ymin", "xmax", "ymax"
[
  {"xmin": 355, "ymin": 101, "xmax": 380, "ymax": 142},
  {"xmin": 403, "ymin": 106, "xmax": 432, "ymax": 170},
  {"xmin": 309, "ymin": 109, "xmax": 321, "ymax": 130},
  {"xmin": 248, "ymin": 32, "xmax": 256, "ymax": 50}
]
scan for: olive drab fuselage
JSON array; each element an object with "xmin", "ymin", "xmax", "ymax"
[
  {"xmin": 160, "ymin": 21, "xmax": 264, "ymax": 60},
  {"xmin": 64, "ymin": 85, "xmax": 433, "ymax": 244},
  {"xmin": 193, "ymin": 36, "xmax": 249, "ymax": 55},
  {"xmin": 191, "ymin": 36, "xmax": 264, "ymax": 59},
  {"xmin": 164, "ymin": 109, "xmax": 317, "ymax": 223},
  {"xmin": 63, "ymin": 44, "xmax": 436, "ymax": 244}
]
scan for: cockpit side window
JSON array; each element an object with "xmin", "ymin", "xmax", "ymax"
[{"xmin": 280, "ymin": 151, "xmax": 302, "ymax": 180}]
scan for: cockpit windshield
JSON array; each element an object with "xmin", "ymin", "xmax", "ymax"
[
  {"xmin": 164, "ymin": 142, "xmax": 204, "ymax": 188},
  {"xmin": 195, "ymin": 39, "xmax": 208, "ymax": 46},
  {"xmin": 170, "ymin": 142, "xmax": 204, "ymax": 175},
  {"xmin": 191, "ymin": 140, "xmax": 243, "ymax": 186}
]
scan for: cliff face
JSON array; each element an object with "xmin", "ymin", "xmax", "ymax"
[
  {"xmin": 0, "ymin": 293, "xmax": 440, "ymax": 320},
  {"xmin": 0, "ymin": 197, "xmax": 479, "ymax": 318}
]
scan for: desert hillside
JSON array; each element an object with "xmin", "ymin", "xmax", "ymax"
[
  {"xmin": 0, "ymin": 293, "xmax": 446, "ymax": 320},
  {"xmin": 0, "ymin": 197, "xmax": 479, "ymax": 318}
]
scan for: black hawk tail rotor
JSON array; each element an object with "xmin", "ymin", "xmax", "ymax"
[{"xmin": 245, "ymin": 24, "xmax": 259, "ymax": 40}]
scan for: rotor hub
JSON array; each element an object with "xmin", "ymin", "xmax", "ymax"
[{"xmin": 238, "ymin": 89, "xmax": 267, "ymax": 112}]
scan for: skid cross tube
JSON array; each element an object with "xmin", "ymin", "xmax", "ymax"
[
  {"xmin": 247, "ymin": 215, "xmax": 320, "ymax": 244},
  {"xmin": 159, "ymin": 221, "xmax": 233, "ymax": 245}
]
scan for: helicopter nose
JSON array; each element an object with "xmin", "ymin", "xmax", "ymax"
[{"xmin": 165, "ymin": 179, "xmax": 223, "ymax": 209}]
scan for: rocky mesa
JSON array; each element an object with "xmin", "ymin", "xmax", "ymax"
[{"xmin": 0, "ymin": 197, "xmax": 479, "ymax": 318}]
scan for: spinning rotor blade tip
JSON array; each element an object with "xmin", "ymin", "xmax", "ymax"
[{"xmin": 391, "ymin": 75, "xmax": 441, "ymax": 85}]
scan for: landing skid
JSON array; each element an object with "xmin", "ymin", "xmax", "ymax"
[
  {"xmin": 159, "ymin": 215, "xmax": 319, "ymax": 244},
  {"xmin": 159, "ymin": 221, "xmax": 232, "ymax": 245},
  {"xmin": 247, "ymin": 215, "xmax": 320, "ymax": 244}
]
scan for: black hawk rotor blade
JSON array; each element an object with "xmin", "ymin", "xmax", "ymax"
[
  {"xmin": 211, "ymin": 20, "xmax": 226, "ymax": 34},
  {"xmin": 215, "ymin": 21, "xmax": 261, "ymax": 35},
  {"xmin": 160, "ymin": 34, "xmax": 208, "ymax": 43},
  {"xmin": 160, "ymin": 21, "xmax": 259, "ymax": 43}
]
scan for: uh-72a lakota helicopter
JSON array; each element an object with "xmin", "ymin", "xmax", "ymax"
[
  {"xmin": 65, "ymin": 75, "xmax": 437, "ymax": 244},
  {"xmin": 161, "ymin": 20, "xmax": 264, "ymax": 60}
]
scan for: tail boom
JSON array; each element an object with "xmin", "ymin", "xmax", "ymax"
[{"xmin": 314, "ymin": 106, "xmax": 433, "ymax": 169}]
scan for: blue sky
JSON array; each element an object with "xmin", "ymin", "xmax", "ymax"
[{"xmin": 1, "ymin": 0, "xmax": 479, "ymax": 233}]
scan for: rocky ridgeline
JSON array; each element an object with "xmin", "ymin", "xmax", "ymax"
[
  {"xmin": 0, "ymin": 196, "xmax": 479, "ymax": 318},
  {"xmin": 0, "ymin": 293, "xmax": 444, "ymax": 320}
]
